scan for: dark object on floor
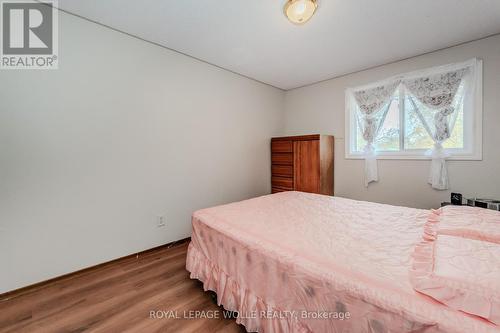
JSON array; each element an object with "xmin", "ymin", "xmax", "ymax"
[{"xmin": 208, "ymin": 290, "xmax": 218, "ymax": 304}]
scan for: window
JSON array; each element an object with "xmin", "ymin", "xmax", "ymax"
[{"xmin": 345, "ymin": 59, "xmax": 482, "ymax": 160}]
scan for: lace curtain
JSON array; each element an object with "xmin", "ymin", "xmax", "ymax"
[
  {"xmin": 347, "ymin": 59, "xmax": 477, "ymax": 189},
  {"xmin": 404, "ymin": 68, "xmax": 469, "ymax": 189},
  {"xmin": 353, "ymin": 81, "xmax": 399, "ymax": 187}
]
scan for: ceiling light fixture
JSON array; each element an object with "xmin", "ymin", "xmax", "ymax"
[{"xmin": 284, "ymin": 0, "xmax": 317, "ymax": 25}]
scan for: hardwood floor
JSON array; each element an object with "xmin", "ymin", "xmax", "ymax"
[{"xmin": 0, "ymin": 242, "xmax": 246, "ymax": 333}]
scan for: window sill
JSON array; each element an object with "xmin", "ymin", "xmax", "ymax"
[{"xmin": 345, "ymin": 153, "xmax": 482, "ymax": 161}]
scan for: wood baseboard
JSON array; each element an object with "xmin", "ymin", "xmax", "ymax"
[{"xmin": 0, "ymin": 237, "xmax": 191, "ymax": 301}]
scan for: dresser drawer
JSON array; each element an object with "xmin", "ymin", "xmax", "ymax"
[
  {"xmin": 272, "ymin": 165, "xmax": 293, "ymax": 177},
  {"xmin": 271, "ymin": 140, "xmax": 292, "ymax": 153},
  {"xmin": 271, "ymin": 153, "xmax": 293, "ymax": 165},
  {"xmin": 272, "ymin": 187, "xmax": 290, "ymax": 194},
  {"xmin": 271, "ymin": 176, "xmax": 293, "ymax": 189}
]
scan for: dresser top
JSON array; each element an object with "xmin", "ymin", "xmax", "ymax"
[{"xmin": 271, "ymin": 134, "xmax": 333, "ymax": 141}]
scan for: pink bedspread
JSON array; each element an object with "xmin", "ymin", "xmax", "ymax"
[{"xmin": 186, "ymin": 192, "xmax": 499, "ymax": 333}]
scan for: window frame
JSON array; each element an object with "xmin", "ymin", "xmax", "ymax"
[{"xmin": 344, "ymin": 59, "xmax": 483, "ymax": 161}]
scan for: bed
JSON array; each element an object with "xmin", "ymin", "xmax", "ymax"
[{"xmin": 186, "ymin": 191, "xmax": 500, "ymax": 333}]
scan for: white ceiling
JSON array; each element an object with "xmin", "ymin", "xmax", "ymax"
[{"xmin": 58, "ymin": 0, "xmax": 500, "ymax": 90}]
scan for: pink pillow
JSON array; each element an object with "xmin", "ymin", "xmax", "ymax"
[
  {"xmin": 411, "ymin": 208, "xmax": 500, "ymax": 325},
  {"xmin": 433, "ymin": 206, "xmax": 500, "ymax": 243}
]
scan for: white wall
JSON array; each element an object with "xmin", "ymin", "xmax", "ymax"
[
  {"xmin": 284, "ymin": 34, "xmax": 500, "ymax": 209},
  {"xmin": 0, "ymin": 12, "xmax": 284, "ymax": 293}
]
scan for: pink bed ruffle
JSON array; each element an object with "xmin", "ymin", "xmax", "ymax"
[
  {"xmin": 411, "ymin": 208, "xmax": 500, "ymax": 325},
  {"xmin": 186, "ymin": 242, "xmax": 311, "ymax": 333}
]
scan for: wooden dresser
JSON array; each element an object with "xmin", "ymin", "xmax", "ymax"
[{"xmin": 271, "ymin": 134, "xmax": 334, "ymax": 195}]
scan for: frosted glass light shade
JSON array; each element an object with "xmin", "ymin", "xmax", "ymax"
[{"xmin": 284, "ymin": 0, "xmax": 317, "ymax": 25}]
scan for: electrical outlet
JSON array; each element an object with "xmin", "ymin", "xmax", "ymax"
[{"xmin": 157, "ymin": 215, "xmax": 166, "ymax": 227}]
